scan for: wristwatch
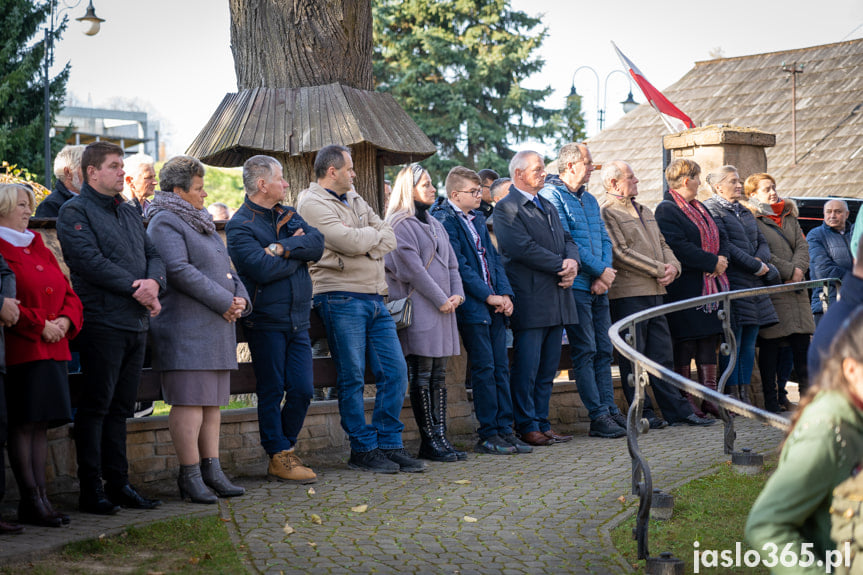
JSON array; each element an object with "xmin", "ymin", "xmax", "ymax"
[{"xmin": 268, "ymin": 243, "xmax": 280, "ymax": 254}]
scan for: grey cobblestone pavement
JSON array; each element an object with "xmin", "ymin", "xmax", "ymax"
[{"xmin": 0, "ymin": 419, "xmax": 785, "ymax": 574}]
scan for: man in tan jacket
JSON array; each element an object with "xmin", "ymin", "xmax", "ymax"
[
  {"xmin": 600, "ymin": 161, "xmax": 714, "ymax": 426},
  {"xmin": 297, "ymin": 145, "xmax": 424, "ymax": 474}
]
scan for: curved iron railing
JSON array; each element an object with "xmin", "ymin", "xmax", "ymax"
[{"xmin": 608, "ymin": 278, "xmax": 839, "ymax": 565}]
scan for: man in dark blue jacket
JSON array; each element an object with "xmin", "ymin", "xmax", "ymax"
[
  {"xmin": 34, "ymin": 145, "xmax": 85, "ymax": 218},
  {"xmin": 540, "ymin": 143, "xmax": 625, "ymax": 439},
  {"xmin": 807, "ymin": 199, "xmax": 853, "ymax": 324},
  {"xmin": 57, "ymin": 142, "xmax": 166, "ymax": 515},
  {"xmin": 430, "ymin": 167, "xmax": 531, "ymax": 455},
  {"xmin": 226, "ymin": 155, "xmax": 324, "ymax": 484},
  {"xmin": 494, "ymin": 151, "xmax": 579, "ymax": 447}
]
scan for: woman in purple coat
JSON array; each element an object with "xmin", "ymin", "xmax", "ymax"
[{"xmin": 385, "ymin": 164, "xmax": 465, "ymax": 462}]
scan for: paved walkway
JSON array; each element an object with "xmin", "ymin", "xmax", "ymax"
[{"xmin": 0, "ymin": 418, "xmax": 785, "ymax": 574}]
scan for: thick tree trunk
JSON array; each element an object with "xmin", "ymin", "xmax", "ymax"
[
  {"xmin": 229, "ymin": 0, "xmax": 382, "ymax": 210},
  {"xmin": 229, "ymin": 0, "xmax": 373, "ymax": 91}
]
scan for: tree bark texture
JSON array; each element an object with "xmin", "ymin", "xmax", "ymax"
[{"xmin": 230, "ymin": 0, "xmax": 373, "ymax": 91}]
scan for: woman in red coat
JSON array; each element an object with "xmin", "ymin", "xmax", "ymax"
[{"xmin": 0, "ymin": 184, "xmax": 83, "ymax": 527}]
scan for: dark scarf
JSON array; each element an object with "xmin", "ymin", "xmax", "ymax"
[
  {"xmin": 148, "ymin": 190, "xmax": 215, "ymax": 234},
  {"xmin": 414, "ymin": 200, "xmax": 431, "ymax": 224}
]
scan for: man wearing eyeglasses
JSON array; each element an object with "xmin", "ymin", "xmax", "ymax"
[
  {"xmin": 430, "ymin": 167, "xmax": 530, "ymax": 455},
  {"xmin": 540, "ymin": 142, "xmax": 627, "ymax": 439}
]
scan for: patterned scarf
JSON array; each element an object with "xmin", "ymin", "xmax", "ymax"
[
  {"xmin": 147, "ymin": 191, "xmax": 215, "ymax": 235},
  {"xmin": 669, "ymin": 189, "xmax": 729, "ymax": 311}
]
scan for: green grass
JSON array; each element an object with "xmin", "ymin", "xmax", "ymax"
[
  {"xmin": 152, "ymin": 398, "xmax": 256, "ymax": 417},
  {"xmin": 1, "ymin": 516, "xmax": 246, "ymax": 574},
  {"xmin": 612, "ymin": 459, "xmax": 775, "ymax": 574}
]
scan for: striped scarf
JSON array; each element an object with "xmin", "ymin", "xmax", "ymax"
[{"xmin": 669, "ymin": 189, "xmax": 729, "ymax": 312}]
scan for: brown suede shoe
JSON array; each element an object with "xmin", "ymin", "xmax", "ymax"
[
  {"xmin": 521, "ymin": 431, "xmax": 554, "ymax": 446},
  {"xmin": 543, "ymin": 429, "xmax": 573, "ymax": 443}
]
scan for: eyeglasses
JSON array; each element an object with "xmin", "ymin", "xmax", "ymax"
[{"xmin": 456, "ymin": 189, "xmax": 482, "ymax": 197}]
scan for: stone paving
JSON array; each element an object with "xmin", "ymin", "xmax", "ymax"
[{"xmin": 0, "ymin": 418, "xmax": 785, "ymax": 574}]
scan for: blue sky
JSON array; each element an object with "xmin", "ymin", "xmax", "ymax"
[{"xmin": 52, "ymin": 0, "xmax": 863, "ymax": 157}]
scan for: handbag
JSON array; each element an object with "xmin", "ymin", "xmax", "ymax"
[
  {"xmin": 386, "ymin": 229, "xmax": 437, "ymax": 330},
  {"xmin": 386, "ymin": 297, "xmax": 413, "ymax": 330}
]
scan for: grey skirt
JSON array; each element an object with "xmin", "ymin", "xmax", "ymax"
[{"xmin": 160, "ymin": 370, "xmax": 231, "ymax": 407}]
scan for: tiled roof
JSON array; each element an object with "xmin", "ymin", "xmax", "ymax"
[{"xmin": 585, "ymin": 38, "xmax": 863, "ymax": 207}]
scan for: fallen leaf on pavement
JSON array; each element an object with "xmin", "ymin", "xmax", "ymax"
[
  {"xmin": 351, "ymin": 504, "xmax": 368, "ymax": 513},
  {"xmin": 308, "ymin": 541, "xmax": 317, "ymax": 547},
  {"xmin": 188, "ymin": 557, "xmax": 200, "ymax": 565},
  {"xmin": 453, "ymin": 480, "xmax": 471, "ymax": 485},
  {"xmin": 463, "ymin": 516, "xmax": 478, "ymax": 523},
  {"xmin": 307, "ymin": 487, "xmax": 316, "ymax": 495},
  {"xmin": 283, "ymin": 523, "xmax": 295, "ymax": 535},
  {"xmin": 617, "ymin": 496, "xmax": 626, "ymax": 503},
  {"xmin": 219, "ymin": 517, "xmax": 231, "ymax": 522},
  {"xmin": 310, "ymin": 513, "xmax": 323, "ymax": 525}
]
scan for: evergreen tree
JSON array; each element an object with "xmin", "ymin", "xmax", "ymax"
[
  {"xmin": 0, "ymin": 1, "xmax": 69, "ymax": 186},
  {"xmin": 551, "ymin": 93, "xmax": 587, "ymax": 151},
  {"xmin": 373, "ymin": 0, "xmax": 559, "ymax": 180}
]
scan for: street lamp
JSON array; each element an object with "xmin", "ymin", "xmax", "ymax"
[
  {"xmin": 43, "ymin": 0, "xmax": 105, "ymax": 185},
  {"xmin": 569, "ymin": 66, "xmax": 639, "ymax": 134}
]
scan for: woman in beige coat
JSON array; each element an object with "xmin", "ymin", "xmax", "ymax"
[{"xmin": 744, "ymin": 173, "xmax": 815, "ymax": 413}]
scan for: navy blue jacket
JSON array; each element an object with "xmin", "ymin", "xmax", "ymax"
[
  {"xmin": 34, "ymin": 180, "xmax": 75, "ymax": 218},
  {"xmin": 226, "ymin": 196, "xmax": 324, "ymax": 332},
  {"xmin": 429, "ymin": 197, "xmax": 513, "ymax": 325},
  {"xmin": 809, "ymin": 271, "xmax": 863, "ymax": 376},
  {"xmin": 57, "ymin": 183, "xmax": 166, "ymax": 332},
  {"xmin": 807, "ymin": 222, "xmax": 853, "ymax": 314},
  {"xmin": 703, "ymin": 196, "xmax": 778, "ymax": 329},
  {"xmin": 493, "ymin": 186, "xmax": 580, "ymax": 331}
]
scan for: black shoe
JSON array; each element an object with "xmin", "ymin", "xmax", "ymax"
[
  {"xmin": 106, "ymin": 484, "xmax": 162, "ymax": 510},
  {"xmin": 647, "ymin": 416, "xmax": 668, "ymax": 429},
  {"xmin": 589, "ymin": 414, "xmax": 626, "ymax": 438},
  {"xmin": 501, "ymin": 434, "xmax": 534, "ymax": 454},
  {"xmin": 79, "ymin": 486, "xmax": 121, "ymax": 515},
  {"xmin": 348, "ymin": 449, "xmax": 400, "ymax": 474},
  {"xmin": 381, "ymin": 448, "xmax": 426, "ymax": 473},
  {"xmin": 475, "ymin": 435, "xmax": 517, "ymax": 455},
  {"xmin": 610, "ymin": 412, "xmax": 628, "ymax": 429},
  {"xmin": 671, "ymin": 414, "xmax": 717, "ymax": 426}
]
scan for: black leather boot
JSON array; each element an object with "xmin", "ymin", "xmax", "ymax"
[
  {"xmin": 178, "ymin": 464, "xmax": 218, "ymax": 504},
  {"xmin": 79, "ymin": 479, "xmax": 120, "ymax": 515},
  {"xmin": 38, "ymin": 486, "xmax": 70, "ymax": 525},
  {"xmin": 409, "ymin": 356, "xmax": 457, "ymax": 462},
  {"xmin": 18, "ymin": 487, "xmax": 62, "ymax": 527},
  {"xmin": 430, "ymin": 358, "xmax": 466, "ymax": 461},
  {"xmin": 201, "ymin": 458, "xmax": 245, "ymax": 498}
]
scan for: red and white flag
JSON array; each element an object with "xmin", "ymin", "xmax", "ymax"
[{"xmin": 612, "ymin": 41, "xmax": 695, "ymax": 133}]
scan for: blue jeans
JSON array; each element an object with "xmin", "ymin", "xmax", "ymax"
[
  {"xmin": 566, "ymin": 290, "xmax": 617, "ymax": 421},
  {"xmin": 245, "ymin": 327, "xmax": 314, "ymax": 455},
  {"xmin": 720, "ymin": 325, "xmax": 759, "ymax": 389},
  {"xmin": 314, "ymin": 294, "xmax": 407, "ymax": 452},
  {"xmin": 510, "ymin": 325, "xmax": 563, "ymax": 434},
  {"xmin": 459, "ymin": 313, "xmax": 513, "ymax": 439}
]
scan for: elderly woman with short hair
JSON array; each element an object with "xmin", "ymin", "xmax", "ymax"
[
  {"xmin": 147, "ymin": 156, "xmax": 250, "ymax": 503},
  {"xmin": 744, "ymin": 172, "xmax": 815, "ymax": 412},
  {"xmin": 655, "ymin": 158, "xmax": 729, "ymax": 418},
  {"xmin": 703, "ymin": 166, "xmax": 778, "ymax": 404},
  {"xmin": 0, "ymin": 183, "xmax": 83, "ymax": 526}
]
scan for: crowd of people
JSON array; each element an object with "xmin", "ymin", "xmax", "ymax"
[{"xmin": 0, "ymin": 139, "xmax": 854, "ymax": 543}]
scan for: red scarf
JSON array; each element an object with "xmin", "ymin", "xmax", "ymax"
[
  {"xmin": 767, "ymin": 199, "xmax": 785, "ymax": 227},
  {"xmin": 669, "ymin": 189, "xmax": 730, "ymax": 311}
]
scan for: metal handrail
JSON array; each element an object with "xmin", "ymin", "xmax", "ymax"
[{"xmin": 608, "ymin": 277, "xmax": 840, "ymax": 564}]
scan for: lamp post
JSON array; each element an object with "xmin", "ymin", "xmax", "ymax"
[
  {"xmin": 43, "ymin": 0, "xmax": 105, "ymax": 185},
  {"xmin": 569, "ymin": 66, "xmax": 639, "ymax": 135}
]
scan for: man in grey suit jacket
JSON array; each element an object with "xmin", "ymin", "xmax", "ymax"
[{"xmin": 493, "ymin": 150, "xmax": 580, "ymax": 447}]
